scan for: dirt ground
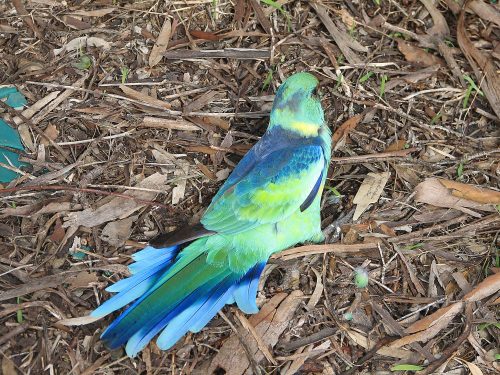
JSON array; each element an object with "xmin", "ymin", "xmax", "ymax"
[{"xmin": 1, "ymin": 0, "xmax": 499, "ymax": 374}]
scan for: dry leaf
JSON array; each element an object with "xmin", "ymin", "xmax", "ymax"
[
  {"xmin": 457, "ymin": 4, "xmax": 500, "ymax": 119},
  {"xmin": 406, "ymin": 302, "xmax": 463, "ymax": 334},
  {"xmin": 346, "ymin": 330, "xmax": 411, "ymax": 359},
  {"xmin": 49, "ymin": 218, "xmax": 66, "ymax": 243},
  {"xmin": 307, "ymin": 268, "xmax": 324, "ymax": 308},
  {"xmin": 384, "ymin": 139, "xmax": 406, "ymax": 152},
  {"xmin": 119, "ymin": 85, "xmax": 171, "ymax": 109},
  {"xmin": 149, "ymin": 18, "xmax": 172, "ymax": 67},
  {"xmin": 100, "ymin": 217, "xmax": 135, "ymax": 247},
  {"xmin": 53, "ymin": 36, "xmax": 111, "ymax": 56},
  {"xmin": 463, "ymin": 272, "xmax": 500, "ymax": 302},
  {"xmin": 58, "ymin": 315, "xmax": 101, "ymax": 326},
  {"xmin": 397, "ymin": 40, "xmax": 444, "ymax": 67},
  {"xmin": 465, "ymin": 361, "xmax": 484, "ymax": 375},
  {"xmin": 208, "ymin": 291, "xmax": 303, "ymax": 374},
  {"xmin": 41, "ymin": 123, "xmax": 59, "ymax": 145},
  {"xmin": 63, "ymin": 173, "xmax": 167, "ymax": 228},
  {"xmin": 439, "ymin": 179, "xmax": 500, "ymax": 205},
  {"xmin": 172, "ymin": 160, "xmax": 190, "ymax": 205},
  {"xmin": 390, "ymin": 301, "xmax": 463, "ymax": 348},
  {"xmin": 190, "ymin": 30, "xmax": 220, "ymax": 41},
  {"xmin": 69, "ymin": 8, "xmax": 115, "ymax": 17},
  {"xmin": 332, "ymin": 114, "xmax": 362, "ymax": 150},
  {"xmin": 353, "ymin": 172, "xmax": 390, "ymax": 221},
  {"xmin": 2, "ymin": 355, "xmax": 17, "ymax": 375},
  {"xmin": 70, "ymin": 271, "xmax": 99, "ymax": 289},
  {"xmin": 415, "ymin": 178, "xmax": 498, "ymax": 217}
]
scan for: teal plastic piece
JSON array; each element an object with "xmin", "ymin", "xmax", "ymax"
[
  {"xmin": 0, "ymin": 87, "xmax": 27, "ymax": 183},
  {"xmin": 0, "ymin": 87, "xmax": 28, "ymax": 109}
]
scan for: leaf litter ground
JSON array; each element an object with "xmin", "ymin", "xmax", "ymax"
[{"xmin": 0, "ymin": 1, "xmax": 499, "ymax": 374}]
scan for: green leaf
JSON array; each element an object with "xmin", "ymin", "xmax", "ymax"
[
  {"xmin": 326, "ymin": 185, "xmax": 342, "ymax": 197},
  {"xmin": 495, "ymin": 353, "xmax": 500, "ymax": 360},
  {"xmin": 260, "ymin": 0, "xmax": 291, "ymax": 30},
  {"xmin": 478, "ymin": 322, "xmax": 500, "ymax": 330},
  {"xmin": 262, "ymin": 69, "xmax": 274, "ymax": 90},
  {"xmin": 405, "ymin": 243, "xmax": 423, "ymax": 250},
  {"xmin": 359, "ymin": 71, "xmax": 374, "ymax": 83},
  {"xmin": 390, "ymin": 364, "xmax": 425, "ymax": 371},
  {"xmin": 120, "ymin": 66, "xmax": 130, "ymax": 84},
  {"xmin": 72, "ymin": 54, "xmax": 92, "ymax": 70},
  {"xmin": 457, "ymin": 162, "xmax": 464, "ymax": 179},
  {"xmin": 380, "ymin": 74, "xmax": 388, "ymax": 97},
  {"xmin": 16, "ymin": 297, "xmax": 23, "ymax": 323}
]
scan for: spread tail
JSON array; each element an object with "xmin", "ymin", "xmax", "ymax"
[{"xmin": 91, "ymin": 244, "xmax": 265, "ymax": 356}]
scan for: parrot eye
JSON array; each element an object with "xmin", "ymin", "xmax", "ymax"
[{"xmin": 311, "ymin": 87, "xmax": 318, "ymax": 96}]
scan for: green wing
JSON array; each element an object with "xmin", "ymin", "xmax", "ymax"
[{"xmin": 201, "ymin": 145, "xmax": 325, "ymax": 234}]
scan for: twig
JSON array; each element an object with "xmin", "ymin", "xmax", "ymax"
[
  {"xmin": 0, "ymin": 184, "xmax": 171, "ymax": 210},
  {"xmin": 280, "ymin": 327, "xmax": 338, "ymax": 352},
  {"xmin": 330, "ymin": 148, "xmax": 419, "ymax": 164}
]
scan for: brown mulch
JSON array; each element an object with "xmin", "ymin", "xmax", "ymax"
[{"xmin": 1, "ymin": 1, "xmax": 499, "ymax": 374}]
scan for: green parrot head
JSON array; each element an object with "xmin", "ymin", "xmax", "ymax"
[{"xmin": 269, "ymin": 72, "xmax": 325, "ymax": 137}]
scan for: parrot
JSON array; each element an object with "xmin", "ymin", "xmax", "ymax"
[{"xmin": 91, "ymin": 72, "xmax": 332, "ymax": 357}]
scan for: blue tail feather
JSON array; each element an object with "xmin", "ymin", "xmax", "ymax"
[
  {"xmin": 93, "ymin": 244, "xmax": 268, "ymax": 356},
  {"xmin": 233, "ymin": 262, "xmax": 266, "ymax": 314},
  {"xmin": 91, "ymin": 246, "xmax": 178, "ymax": 318}
]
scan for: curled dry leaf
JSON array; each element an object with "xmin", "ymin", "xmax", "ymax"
[
  {"xmin": 439, "ymin": 178, "xmax": 500, "ymax": 205},
  {"xmin": 190, "ymin": 30, "xmax": 220, "ymax": 41},
  {"xmin": 457, "ymin": 5, "xmax": 500, "ymax": 119},
  {"xmin": 463, "ymin": 272, "xmax": 500, "ymax": 302},
  {"xmin": 346, "ymin": 330, "xmax": 411, "ymax": 359},
  {"xmin": 406, "ymin": 302, "xmax": 463, "ymax": 334},
  {"xmin": 53, "ymin": 36, "xmax": 111, "ymax": 56},
  {"xmin": 397, "ymin": 40, "xmax": 444, "ymax": 67},
  {"xmin": 149, "ymin": 18, "xmax": 172, "ymax": 68},
  {"xmin": 414, "ymin": 178, "xmax": 499, "ymax": 217},
  {"xmin": 332, "ymin": 114, "xmax": 362, "ymax": 150},
  {"xmin": 307, "ymin": 268, "xmax": 324, "ymax": 308},
  {"xmin": 390, "ymin": 301, "xmax": 463, "ymax": 348}
]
